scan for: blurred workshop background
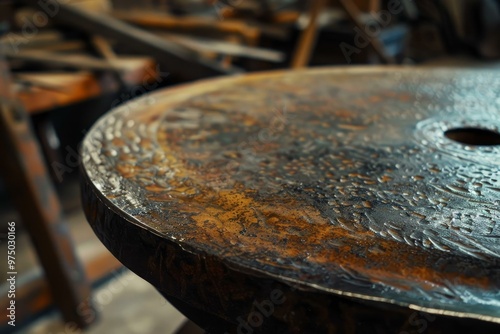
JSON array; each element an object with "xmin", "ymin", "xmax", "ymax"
[{"xmin": 0, "ymin": 0, "xmax": 500, "ymax": 333}]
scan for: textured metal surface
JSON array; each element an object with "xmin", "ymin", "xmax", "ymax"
[{"xmin": 81, "ymin": 67, "xmax": 500, "ymax": 331}]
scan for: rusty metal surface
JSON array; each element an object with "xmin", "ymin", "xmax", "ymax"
[{"xmin": 81, "ymin": 67, "xmax": 500, "ymax": 330}]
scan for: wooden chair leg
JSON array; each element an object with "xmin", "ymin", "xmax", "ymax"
[
  {"xmin": 0, "ymin": 59, "xmax": 95, "ymax": 328},
  {"xmin": 291, "ymin": 0, "xmax": 328, "ymax": 68},
  {"xmin": 339, "ymin": 0, "xmax": 396, "ymax": 64},
  {"xmin": 34, "ymin": 115, "xmax": 64, "ymax": 182}
]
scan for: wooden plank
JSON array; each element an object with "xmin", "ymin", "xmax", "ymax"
[
  {"xmin": 161, "ymin": 33, "xmax": 284, "ymax": 62},
  {"xmin": 271, "ymin": 10, "xmax": 301, "ymax": 24},
  {"xmin": 12, "ymin": 75, "xmax": 69, "ymax": 93},
  {"xmin": 215, "ymin": 7, "xmax": 300, "ymax": 29},
  {"xmin": 20, "ymin": 40, "xmax": 86, "ymax": 53},
  {"xmin": 0, "ymin": 30, "xmax": 65, "ymax": 49},
  {"xmin": 23, "ymin": 1, "xmax": 240, "ymax": 81},
  {"xmin": 0, "ymin": 57, "xmax": 94, "ymax": 329},
  {"xmin": 113, "ymin": 11, "xmax": 261, "ymax": 45},
  {"xmin": 65, "ymin": 0, "xmax": 112, "ymax": 12},
  {"xmin": 0, "ymin": 29, "xmax": 85, "ymax": 53},
  {"xmin": 14, "ymin": 71, "xmax": 105, "ymax": 114},
  {"xmin": 14, "ymin": 56, "xmax": 158, "ymax": 114},
  {"xmin": 4, "ymin": 50, "xmax": 124, "ymax": 72},
  {"xmin": 92, "ymin": 35, "xmax": 117, "ymax": 60}
]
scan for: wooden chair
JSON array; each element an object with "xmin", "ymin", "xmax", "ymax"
[{"xmin": 0, "ymin": 53, "xmax": 95, "ymax": 329}]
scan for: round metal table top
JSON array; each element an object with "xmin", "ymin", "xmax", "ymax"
[{"xmin": 81, "ymin": 67, "xmax": 500, "ymax": 331}]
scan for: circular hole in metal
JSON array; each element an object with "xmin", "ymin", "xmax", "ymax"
[{"xmin": 445, "ymin": 127, "xmax": 500, "ymax": 146}]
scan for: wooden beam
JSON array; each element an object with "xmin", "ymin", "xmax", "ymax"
[
  {"xmin": 0, "ymin": 34, "xmax": 86, "ymax": 53},
  {"xmin": 113, "ymin": 11, "xmax": 261, "ymax": 46},
  {"xmin": 91, "ymin": 35, "xmax": 117, "ymax": 60},
  {"xmin": 14, "ymin": 57, "xmax": 158, "ymax": 114},
  {"xmin": 4, "ymin": 50, "xmax": 124, "ymax": 72},
  {"xmin": 14, "ymin": 71, "xmax": 106, "ymax": 114},
  {"xmin": 161, "ymin": 33, "xmax": 284, "ymax": 62}
]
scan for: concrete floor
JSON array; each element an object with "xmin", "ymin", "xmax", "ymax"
[{"xmin": 21, "ymin": 270, "xmax": 188, "ymax": 334}]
